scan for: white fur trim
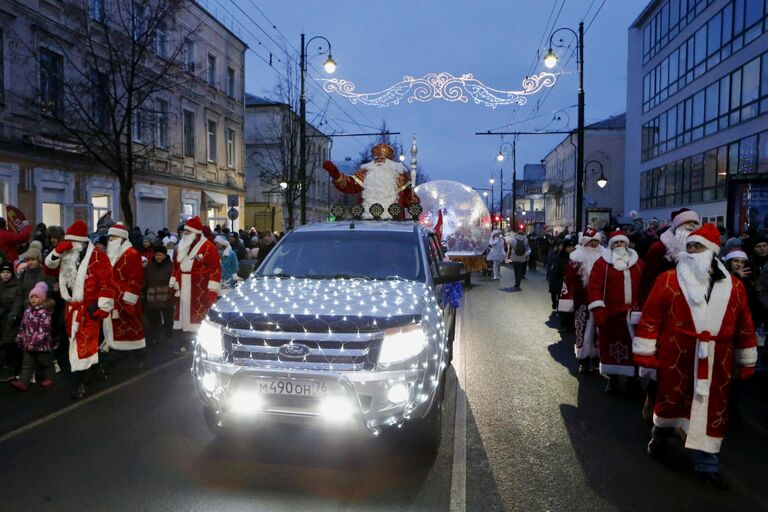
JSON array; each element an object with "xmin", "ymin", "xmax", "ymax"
[
  {"xmin": 686, "ymin": 235, "xmax": 720, "ymax": 253},
  {"xmin": 108, "ymin": 225, "xmax": 129, "ymax": 238},
  {"xmin": 633, "ymin": 336, "xmax": 657, "ymax": 355},
  {"xmin": 653, "ymin": 414, "xmax": 689, "ymax": 431},
  {"xmin": 724, "ymin": 250, "xmax": 747, "ymax": 261},
  {"xmin": 574, "ymin": 312, "xmax": 598, "ymax": 359},
  {"xmin": 599, "ymin": 363, "xmax": 636, "ymax": 377},
  {"xmin": 179, "ymin": 236, "xmax": 206, "ymax": 270},
  {"xmin": 588, "ymin": 300, "xmax": 605, "ymax": 311},
  {"xmin": 184, "ymin": 225, "xmax": 202, "ymax": 234},
  {"xmin": 735, "ymin": 347, "xmax": 758, "ymax": 367},
  {"xmin": 123, "ymin": 291, "xmax": 139, "ymax": 305},
  {"xmin": 98, "ymin": 297, "xmax": 114, "ymax": 311},
  {"xmin": 623, "ymin": 269, "xmax": 632, "ymax": 305},
  {"xmin": 558, "ymin": 298, "xmax": 574, "ymax": 313},
  {"xmin": 68, "ymin": 309, "xmax": 99, "ymax": 372},
  {"xmin": 169, "ymin": 276, "xmax": 178, "ymax": 289},
  {"xmin": 609, "ymin": 235, "xmax": 630, "ymax": 247},
  {"xmin": 109, "ymin": 338, "xmax": 147, "ymax": 350},
  {"xmin": 207, "ymin": 280, "xmax": 221, "ymax": 292},
  {"xmin": 359, "ymin": 160, "xmax": 401, "ymax": 219},
  {"xmin": 630, "ymin": 311, "xmax": 642, "ymax": 325},
  {"xmin": 65, "ymin": 234, "xmax": 90, "ymax": 242},
  {"xmin": 178, "ymin": 273, "xmax": 202, "ymax": 332},
  {"xmin": 672, "ymin": 210, "xmax": 700, "ymax": 231},
  {"xmin": 45, "ymin": 250, "xmax": 61, "ymax": 269},
  {"xmin": 639, "ymin": 367, "xmax": 657, "ymax": 380},
  {"xmin": 601, "ymin": 248, "xmax": 639, "ymax": 268},
  {"xmin": 108, "ymin": 239, "xmax": 132, "ymax": 266},
  {"xmin": 59, "ymin": 243, "xmax": 95, "ymax": 304}
]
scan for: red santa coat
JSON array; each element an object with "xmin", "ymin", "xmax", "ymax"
[
  {"xmin": 103, "ymin": 242, "xmax": 145, "ymax": 350},
  {"xmin": 638, "ymin": 239, "xmax": 675, "ymax": 308},
  {"xmin": 558, "ymin": 250, "xmax": 599, "ymax": 360},
  {"xmin": 632, "ymin": 266, "xmax": 757, "ymax": 453},
  {"xmin": 44, "ymin": 244, "xmax": 115, "ymax": 371},
  {"xmin": 171, "ymin": 236, "xmax": 221, "ymax": 332},
  {"xmin": 588, "ymin": 250, "xmax": 644, "ymax": 377}
]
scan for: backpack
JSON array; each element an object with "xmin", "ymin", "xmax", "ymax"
[{"xmin": 514, "ymin": 238, "xmax": 527, "ymax": 256}]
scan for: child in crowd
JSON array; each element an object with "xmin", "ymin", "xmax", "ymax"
[{"xmin": 11, "ymin": 282, "xmax": 54, "ymax": 391}]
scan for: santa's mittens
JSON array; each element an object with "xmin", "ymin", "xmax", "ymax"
[
  {"xmin": 54, "ymin": 241, "xmax": 73, "ymax": 255},
  {"xmin": 634, "ymin": 354, "xmax": 658, "ymax": 369},
  {"xmin": 322, "ymin": 160, "xmax": 341, "ymax": 179},
  {"xmin": 91, "ymin": 309, "xmax": 110, "ymax": 320},
  {"xmin": 738, "ymin": 366, "xmax": 756, "ymax": 380}
]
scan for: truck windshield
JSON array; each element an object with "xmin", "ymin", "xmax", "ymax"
[{"xmin": 257, "ymin": 230, "xmax": 426, "ymax": 282}]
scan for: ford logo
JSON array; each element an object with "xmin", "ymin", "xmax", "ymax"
[{"xmin": 278, "ymin": 343, "xmax": 311, "ymax": 359}]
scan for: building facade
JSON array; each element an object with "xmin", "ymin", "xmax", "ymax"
[
  {"xmin": 0, "ymin": 0, "xmax": 246, "ymax": 233},
  {"xmin": 244, "ymin": 94, "xmax": 332, "ymax": 232},
  {"xmin": 501, "ymin": 163, "xmax": 546, "ymax": 233},
  {"xmin": 543, "ymin": 114, "xmax": 626, "ymax": 234},
  {"xmin": 625, "ymin": 0, "xmax": 768, "ymax": 229}
]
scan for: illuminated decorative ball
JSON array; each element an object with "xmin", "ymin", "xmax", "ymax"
[
  {"xmin": 350, "ymin": 204, "xmax": 364, "ymax": 219},
  {"xmin": 369, "ymin": 203, "xmax": 384, "ymax": 220},
  {"xmin": 408, "ymin": 203, "xmax": 423, "ymax": 219},
  {"xmin": 330, "ymin": 204, "xmax": 345, "ymax": 218},
  {"xmin": 388, "ymin": 203, "xmax": 402, "ymax": 219}
]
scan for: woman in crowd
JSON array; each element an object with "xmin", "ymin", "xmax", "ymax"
[
  {"xmin": 142, "ymin": 245, "xmax": 174, "ymax": 346},
  {"xmin": 0, "ymin": 263, "xmax": 20, "ymax": 381}
]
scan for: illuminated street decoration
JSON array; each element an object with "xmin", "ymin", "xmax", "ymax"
[{"xmin": 320, "ymin": 71, "xmax": 557, "ymax": 108}]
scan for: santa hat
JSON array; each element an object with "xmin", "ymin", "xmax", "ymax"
[
  {"xmin": 64, "ymin": 220, "xmax": 90, "ymax": 243},
  {"xmin": 29, "ymin": 281, "xmax": 48, "ymax": 301},
  {"xmin": 579, "ymin": 226, "xmax": 601, "ymax": 246},
  {"xmin": 213, "ymin": 235, "xmax": 228, "ymax": 246},
  {"xmin": 184, "ymin": 216, "xmax": 203, "ymax": 234},
  {"xmin": 108, "ymin": 223, "xmax": 130, "ymax": 239},
  {"xmin": 686, "ymin": 223, "xmax": 720, "ymax": 253},
  {"xmin": 162, "ymin": 235, "xmax": 178, "ymax": 245},
  {"xmin": 724, "ymin": 249, "xmax": 748, "ymax": 262},
  {"xmin": 670, "ymin": 208, "xmax": 700, "ymax": 233},
  {"xmin": 608, "ymin": 229, "xmax": 629, "ymax": 247}
]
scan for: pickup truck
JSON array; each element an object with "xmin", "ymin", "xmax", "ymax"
[{"xmin": 192, "ymin": 220, "xmax": 463, "ymax": 452}]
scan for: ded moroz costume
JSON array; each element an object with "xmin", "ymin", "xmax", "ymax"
[
  {"xmin": 170, "ymin": 216, "xmax": 222, "ymax": 334},
  {"xmin": 588, "ymin": 230, "xmax": 644, "ymax": 390},
  {"xmin": 558, "ymin": 227, "xmax": 605, "ymax": 372},
  {"xmin": 633, "ymin": 224, "xmax": 757, "ymax": 485},
  {"xmin": 102, "ymin": 223, "xmax": 145, "ymax": 351}
]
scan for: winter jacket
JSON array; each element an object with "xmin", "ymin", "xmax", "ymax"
[
  {"xmin": 12, "ymin": 266, "xmax": 53, "ymax": 319},
  {"xmin": 143, "ymin": 257, "xmax": 173, "ymax": 310},
  {"xmin": 220, "ymin": 249, "xmax": 239, "ymax": 284},
  {"xmin": 486, "ymin": 237, "xmax": 506, "ymax": 262},
  {"xmin": 0, "ymin": 277, "xmax": 19, "ymax": 345},
  {"xmin": 547, "ymin": 250, "xmax": 570, "ymax": 295},
  {"xmin": 16, "ymin": 304, "xmax": 53, "ymax": 351},
  {"xmin": 758, "ymin": 264, "xmax": 768, "ymax": 313},
  {"xmin": 507, "ymin": 234, "xmax": 531, "ymax": 263},
  {"xmin": 0, "ymin": 224, "xmax": 32, "ymax": 263}
]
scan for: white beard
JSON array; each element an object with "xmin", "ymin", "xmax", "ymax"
[
  {"xmin": 663, "ymin": 226, "xmax": 697, "ymax": 262},
  {"xmin": 612, "ymin": 247, "xmax": 629, "ymax": 271},
  {"xmin": 360, "ymin": 160, "xmax": 402, "ymax": 218},
  {"xmin": 106, "ymin": 238, "xmax": 127, "ymax": 265},
  {"xmin": 176, "ymin": 232, "xmax": 197, "ymax": 262},
  {"xmin": 677, "ymin": 251, "xmax": 714, "ymax": 305},
  {"xmin": 573, "ymin": 245, "xmax": 604, "ymax": 286},
  {"xmin": 60, "ymin": 243, "xmax": 84, "ymax": 293}
]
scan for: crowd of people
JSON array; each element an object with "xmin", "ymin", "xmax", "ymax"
[
  {"xmin": 536, "ymin": 208, "xmax": 765, "ymax": 490},
  {"xmin": 0, "ymin": 214, "xmax": 283, "ymax": 399}
]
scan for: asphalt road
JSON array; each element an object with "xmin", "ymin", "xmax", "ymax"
[{"xmin": 1, "ymin": 268, "xmax": 767, "ymax": 511}]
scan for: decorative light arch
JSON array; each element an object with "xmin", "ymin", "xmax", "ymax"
[{"xmin": 320, "ymin": 71, "xmax": 557, "ymax": 109}]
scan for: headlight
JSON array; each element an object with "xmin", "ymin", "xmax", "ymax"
[
  {"xmin": 378, "ymin": 326, "xmax": 428, "ymax": 364},
  {"xmin": 197, "ymin": 321, "xmax": 224, "ymax": 358}
]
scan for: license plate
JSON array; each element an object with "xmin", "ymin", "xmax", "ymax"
[{"xmin": 257, "ymin": 379, "xmax": 329, "ymax": 396}]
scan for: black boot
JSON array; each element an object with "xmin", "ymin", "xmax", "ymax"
[
  {"xmin": 71, "ymin": 383, "xmax": 86, "ymax": 401},
  {"xmin": 577, "ymin": 359, "xmax": 589, "ymax": 373},
  {"xmin": 605, "ymin": 375, "xmax": 620, "ymax": 394},
  {"xmin": 590, "ymin": 357, "xmax": 600, "ymax": 372}
]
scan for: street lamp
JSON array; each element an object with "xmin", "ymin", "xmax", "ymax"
[
  {"xmin": 299, "ymin": 33, "xmax": 336, "ymax": 226},
  {"xmin": 544, "ymin": 22, "xmax": 585, "ymax": 232},
  {"xmin": 497, "ymin": 140, "xmax": 516, "ymax": 231},
  {"xmin": 399, "ymin": 152, "xmax": 406, "ymax": 162},
  {"xmin": 586, "ymin": 160, "xmax": 608, "ymax": 188},
  {"xmin": 279, "ymin": 181, "xmax": 288, "ymax": 190}
]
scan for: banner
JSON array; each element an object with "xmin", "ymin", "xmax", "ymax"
[{"xmin": 5, "ymin": 205, "xmax": 26, "ymax": 232}]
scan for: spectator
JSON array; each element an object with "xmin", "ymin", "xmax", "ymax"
[
  {"xmin": 508, "ymin": 231, "xmax": 530, "ymax": 290},
  {"xmin": 486, "ymin": 231, "xmax": 505, "ymax": 281},
  {"xmin": 94, "ymin": 235, "xmax": 108, "ymax": 253},
  {"xmin": 527, "ymin": 234, "xmax": 538, "ymax": 271},
  {"xmin": 257, "ymin": 232, "xmax": 276, "ymax": 265},
  {"xmin": 214, "ymin": 235, "xmax": 239, "ymax": 287},
  {"xmin": 11, "ymin": 282, "xmax": 54, "ymax": 391},
  {"xmin": 0, "ymin": 263, "xmax": 20, "ymax": 381},
  {"xmin": 0, "ymin": 218, "xmax": 32, "ymax": 263},
  {"xmin": 45, "ymin": 226, "xmax": 64, "ymax": 259},
  {"xmin": 11, "ymin": 245, "xmax": 52, "ymax": 321},
  {"xmin": 15, "ymin": 240, "xmax": 43, "ymax": 274},
  {"xmin": 140, "ymin": 234, "xmax": 156, "ymax": 262},
  {"xmin": 547, "ymin": 239, "xmax": 573, "ymax": 310},
  {"xmin": 162, "ymin": 234, "xmax": 178, "ymax": 261},
  {"xmin": 228, "ymin": 232, "xmax": 247, "ymax": 261},
  {"xmin": 143, "ymin": 245, "xmax": 174, "ymax": 345},
  {"xmin": 130, "ymin": 226, "xmax": 143, "ymax": 250}
]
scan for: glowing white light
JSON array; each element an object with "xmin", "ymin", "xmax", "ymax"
[
  {"xmin": 201, "ymin": 373, "xmax": 218, "ymax": 394},
  {"xmin": 229, "ymin": 390, "xmax": 263, "ymax": 415},
  {"xmin": 386, "ymin": 383, "xmax": 410, "ymax": 404},
  {"xmin": 543, "ymin": 48, "xmax": 558, "ymax": 69},
  {"xmin": 197, "ymin": 321, "xmax": 223, "ymax": 358},
  {"xmin": 323, "ymin": 55, "xmax": 337, "ymax": 74},
  {"xmin": 379, "ymin": 327, "xmax": 428, "ymax": 364},
  {"xmin": 320, "ymin": 396, "xmax": 355, "ymax": 422}
]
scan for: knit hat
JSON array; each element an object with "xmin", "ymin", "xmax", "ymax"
[
  {"xmin": 724, "ymin": 237, "xmax": 743, "ymax": 251},
  {"xmin": 608, "ymin": 229, "xmax": 629, "ymax": 247},
  {"xmin": 108, "ymin": 223, "xmax": 130, "ymax": 239},
  {"xmin": 184, "ymin": 216, "xmax": 203, "ymax": 234},
  {"xmin": 687, "ymin": 224, "xmax": 720, "ymax": 253},
  {"xmin": 46, "ymin": 225, "xmax": 65, "ymax": 240},
  {"xmin": 64, "ymin": 221, "xmax": 90, "ymax": 242},
  {"xmin": 153, "ymin": 245, "xmax": 168, "ymax": 255},
  {"xmin": 724, "ymin": 250, "xmax": 748, "ymax": 262},
  {"xmin": 580, "ymin": 226, "xmax": 601, "ymax": 246},
  {"xmin": 670, "ymin": 208, "xmax": 700, "ymax": 233},
  {"xmin": 143, "ymin": 233, "xmax": 157, "ymax": 244},
  {"xmin": 0, "ymin": 263, "xmax": 13, "ymax": 274},
  {"xmin": 19, "ymin": 247, "xmax": 42, "ymax": 261},
  {"xmin": 29, "ymin": 281, "xmax": 48, "ymax": 301},
  {"xmin": 752, "ymin": 234, "xmax": 768, "ymax": 246}
]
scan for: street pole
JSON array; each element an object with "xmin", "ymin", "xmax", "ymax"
[
  {"xmin": 298, "ymin": 33, "xmax": 307, "ymax": 226},
  {"xmin": 511, "ymin": 139, "xmax": 517, "ymax": 232},
  {"xmin": 575, "ymin": 21, "xmax": 585, "ymax": 233},
  {"xmin": 499, "ymin": 167, "xmax": 503, "ymax": 231}
]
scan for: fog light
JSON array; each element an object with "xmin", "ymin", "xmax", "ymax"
[
  {"xmin": 320, "ymin": 396, "xmax": 355, "ymax": 422},
  {"xmin": 201, "ymin": 373, "xmax": 218, "ymax": 394},
  {"xmin": 229, "ymin": 390, "xmax": 263, "ymax": 415},
  {"xmin": 386, "ymin": 383, "xmax": 410, "ymax": 404}
]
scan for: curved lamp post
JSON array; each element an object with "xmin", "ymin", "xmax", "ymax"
[
  {"xmin": 299, "ymin": 34, "xmax": 336, "ymax": 226},
  {"xmin": 586, "ymin": 160, "xmax": 608, "ymax": 188},
  {"xmin": 496, "ymin": 140, "xmax": 517, "ymax": 231}
]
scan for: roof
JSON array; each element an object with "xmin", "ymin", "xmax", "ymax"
[
  {"xmin": 631, "ymin": 0, "xmax": 664, "ymax": 29},
  {"xmin": 245, "ymin": 93, "xmax": 287, "ymax": 107},
  {"xmin": 586, "ymin": 113, "xmax": 626, "ymax": 130},
  {"xmin": 291, "ymin": 221, "xmax": 423, "ymax": 234},
  {"xmin": 189, "ymin": 0, "xmax": 248, "ymax": 48}
]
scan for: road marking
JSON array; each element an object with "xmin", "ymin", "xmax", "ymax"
[
  {"xmin": 450, "ymin": 296, "xmax": 468, "ymax": 512},
  {"xmin": 0, "ymin": 355, "xmax": 189, "ymax": 444}
]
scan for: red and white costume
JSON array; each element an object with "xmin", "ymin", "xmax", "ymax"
[
  {"xmin": 44, "ymin": 221, "xmax": 115, "ymax": 371},
  {"xmin": 588, "ymin": 230, "xmax": 644, "ymax": 377},
  {"xmin": 103, "ymin": 223, "xmax": 145, "ymax": 350},
  {"xmin": 633, "ymin": 225, "xmax": 757, "ymax": 453},
  {"xmin": 322, "ymin": 143, "xmax": 419, "ymax": 219},
  {"xmin": 171, "ymin": 216, "xmax": 222, "ymax": 332},
  {"xmin": 558, "ymin": 227, "xmax": 604, "ymax": 362}
]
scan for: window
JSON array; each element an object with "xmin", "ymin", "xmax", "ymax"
[
  {"xmin": 131, "ymin": 107, "xmax": 147, "ymax": 143},
  {"xmin": 0, "ymin": 29, "xmax": 5, "ymax": 104},
  {"xmin": 206, "ymin": 119, "xmax": 217, "ymax": 162},
  {"xmin": 226, "ymin": 67, "xmax": 235, "ymax": 97},
  {"xmin": 183, "ymin": 109, "xmax": 195, "ymax": 157},
  {"xmin": 155, "ymin": 98, "xmax": 168, "ymax": 148},
  {"xmin": 91, "ymin": 194, "xmax": 109, "ymax": 230},
  {"xmin": 207, "ymin": 54, "xmax": 216, "ymax": 86},
  {"xmin": 183, "ymin": 40, "xmax": 195, "ymax": 74},
  {"xmin": 226, "ymin": 128, "xmax": 235, "ymax": 168},
  {"xmin": 156, "ymin": 23, "xmax": 168, "ymax": 58},
  {"xmin": 132, "ymin": 3, "xmax": 145, "ymax": 40},
  {"xmin": 42, "ymin": 203, "xmax": 62, "ymax": 227},
  {"xmin": 92, "ymin": 70, "xmax": 109, "ymax": 131},
  {"xmin": 39, "ymin": 48, "xmax": 63, "ymax": 115},
  {"xmin": 90, "ymin": 0, "xmax": 104, "ymax": 21}
]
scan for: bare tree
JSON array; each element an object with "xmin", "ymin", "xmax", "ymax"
[
  {"xmin": 355, "ymin": 121, "xmax": 430, "ymax": 185},
  {"xmin": 15, "ymin": 0, "xmax": 198, "ymax": 228}
]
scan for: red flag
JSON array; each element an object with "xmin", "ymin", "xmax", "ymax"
[
  {"xmin": 434, "ymin": 209, "xmax": 443, "ymax": 241},
  {"xmin": 5, "ymin": 205, "xmax": 26, "ymax": 233}
]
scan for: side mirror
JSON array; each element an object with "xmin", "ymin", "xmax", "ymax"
[{"xmin": 434, "ymin": 260, "xmax": 465, "ymax": 284}]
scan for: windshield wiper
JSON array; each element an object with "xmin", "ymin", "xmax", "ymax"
[
  {"xmin": 305, "ymin": 273, "xmax": 368, "ymax": 280},
  {"xmin": 267, "ymin": 273, "xmax": 294, "ymax": 278}
]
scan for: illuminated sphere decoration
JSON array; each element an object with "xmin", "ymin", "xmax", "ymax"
[
  {"xmin": 388, "ymin": 203, "xmax": 402, "ymax": 219},
  {"xmin": 350, "ymin": 204, "xmax": 364, "ymax": 219},
  {"xmin": 330, "ymin": 204, "xmax": 346, "ymax": 219},
  {"xmin": 369, "ymin": 203, "xmax": 385, "ymax": 220},
  {"xmin": 415, "ymin": 180, "xmax": 492, "ymax": 256}
]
